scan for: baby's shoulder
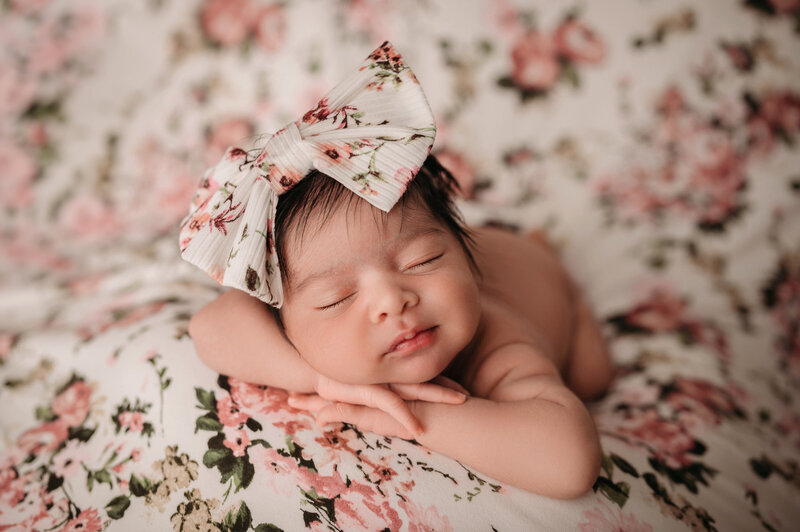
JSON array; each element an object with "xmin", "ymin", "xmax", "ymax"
[{"xmin": 449, "ymin": 292, "xmax": 559, "ymax": 395}]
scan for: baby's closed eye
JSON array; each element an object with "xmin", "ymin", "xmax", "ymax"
[{"xmin": 406, "ymin": 253, "xmax": 444, "ymax": 271}]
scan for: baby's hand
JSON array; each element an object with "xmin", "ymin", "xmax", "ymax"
[{"xmin": 287, "ymin": 375, "xmax": 468, "ymax": 437}]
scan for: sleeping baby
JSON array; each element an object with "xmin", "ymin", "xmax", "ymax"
[{"xmin": 180, "ymin": 41, "xmax": 614, "ymax": 499}]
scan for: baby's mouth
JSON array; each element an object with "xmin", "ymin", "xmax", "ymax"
[{"xmin": 385, "ymin": 326, "xmax": 438, "ymax": 357}]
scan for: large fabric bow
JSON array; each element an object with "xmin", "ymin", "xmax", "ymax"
[{"xmin": 178, "ymin": 42, "xmax": 436, "ymax": 307}]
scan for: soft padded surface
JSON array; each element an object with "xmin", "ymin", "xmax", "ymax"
[{"xmin": 2, "ymin": 0, "xmax": 799, "ymax": 530}]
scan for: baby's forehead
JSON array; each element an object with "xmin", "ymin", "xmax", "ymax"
[
  {"xmin": 283, "ymin": 198, "xmax": 446, "ymax": 278},
  {"xmin": 292, "ymin": 193, "xmax": 441, "ymax": 244}
]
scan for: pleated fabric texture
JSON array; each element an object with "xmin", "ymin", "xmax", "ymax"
[{"xmin": 178, "ymin": 41, "xmax": 436, "ymax": 307}]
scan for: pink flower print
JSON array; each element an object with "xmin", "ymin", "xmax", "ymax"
[
  {"xmin": 16, "ymin": 420, "xmax": 69, "ymax": 457},
  {"xmin": 315, "ymin": 142, "xmax": 354, "ymax": 172},
  {"xmin": 222, "ymin": 426, "xmax": 250, "ymax": 457},
  {"xmin": 192, "ymin": 175, "xmax": 221, "ymax": 210},
  {"xmin": 118, "ymin": 411, "xmax": 144, "ymax": 433},
  {"xmin": 510, "ymin": 30, "xmax": 560, "ymax": 91},
  {"xmin": 302, "ymin": 97, "xmax": 332, "ymax": 125},
  {"xmin": 217, "ymin": 395, "xmax": 249, "ymax": 427},
  {"xmin": 267, "ymin": 162, "xmax": 307, "ymax": 193},
  {"xmin": 180, "ymin": 211, "xmax": 212, "ymax": 249},
  {"xmin": 579, "ymin": 498, "xmax": 653, "ymax": 532},
  {"xmin": 656, "ymin": 86, "xmax": 685, "ymax": 117},
  {"xmin": 131, "ymin": 448, "xmax": 142, "ymax": 462},
  {"xmin": 200, "ymin": 0, "xmax": 256, "ymax": 47},
  {"xmin": 768, "ymin": 0, "xmax": 800, "ymax": 14},
  {"xmin": 553, "ymin": 18, "xmax": 606, "ymax": 64},
  {"xmin": 334, "ymin": 481, "xmax": 402, "ymax": 531},
  {"xmin": 667, "ymin": 378, "xmax": 738, "ymax": 427},
  {"xmin": 0, "ymin": 63, "xmax": 37, "ymax": 120},
  {"xmin": 229, "ymin": 378, "xmax": 269, "ymax": 411},
  {"xmin": 254, "ymin": 4, "xmax": 286, "ymax": 53},
  {"xmin": 51, "ymin": 440, "xmax": 87, "ymax": 479},
  {"xmin": 397, "ymin": 498, "xmax": 454, "ymax": 532},
  {"xmin": 61, "ymin": 508, "xmax": 103, "ymax": 532},
  {"xmin": 0, "ymin": 137, "xmax": 36, "ymax": 210},
  {"xmin": 626, "ymin": 284, "xmax": 687, "ymax": 332},
  {"xmin": 393, "ymin": 166, "xmax": 418, "ymax": 193},
  {"xmin": 51, "ymin": 381, "xmax": 92, "ymax": 428},
  {"xmin": 205, "ymin": 118, "xmax": 254, "ymax": 166},
  {"xmin": 273, "ymin": 418, "xmax": 312, "ymax": 435},
  {"xmin": 0, "ymin": 332, "xmax": 15, "ymax": 360},
  {"xmin": 760, "ymin": 91, "xmax": 800, "ymax": 135},
  {"xmin": 436, "ymin": 150, "xmax": 476, "ymax": 198},
  {"xmin": 366, "ymin": 41, "xmax": 403, "ymax": 69},
  {"xmin": 58, "ymin": 193, "xmax": 123, "ymax": 243},
  {"xmin": 747, "ymin": 115, "xmax": 775, "ymax": 158},
  {"xmin": 617, "ymin": 409, "xmax": 695, "ymax": 468}
]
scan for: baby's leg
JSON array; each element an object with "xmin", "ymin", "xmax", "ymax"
[
  {"xmin": 527, "ymin": 231, "xmax": 614, "ymax": 401},
  {"xmin": 565, "ymin": 292, "xmax": 615, "ymax": 402}
]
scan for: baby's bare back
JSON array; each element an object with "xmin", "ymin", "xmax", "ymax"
[{"xmin": 467, "ymin": 226, "xmax": 579, "ymax": 376}]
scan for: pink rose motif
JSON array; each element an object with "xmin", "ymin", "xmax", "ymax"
[
  {"xmin": 436, "ymin": 150, "xmax": 476, "ymax": 198},
  {"xmin": 666, "ymin": 378, "xmax": 736, "ymax": 427},
  {"xmin": 222, "ymin": 426, "xmax": 250, "ymax": 457},
  {"xmin": 768, "ymin": 0, "xmax": 800, "ymax": 13},
  {"xmin": 118, "ymin": 411, "xmax": 144, "ymax": 433},
  {"xmin": 0, "ymin": 332, "xmax": 15, "ymax": 360},
  {"xmin": 229, "ymin": 378, "xmax": 268, "ymax": 411},
  {"xmin": 617, "ymin": 409, "xmax": 695, "ymax": 468},
  {"xmin": 393, "ymin": 166, "xmax": 418, "ymax": 194},
  {"xmin": 510, "ymin": 30, "xmax": 560, "ymax": 91},
  {"xmin": 626, "ymin": 284, "xmax": 687, "ymax": 332},
  {"xmin": 217, "ymin": 395, "xmax": 249, "ymax": 427},
  {"xmin": 254, "ymin": 4, "xmax": 286, "ymax": 53},
  {"xmin": 579, "ymin": 498, "xmax": 654, "ymax": 532},
  {"xmin": 51, "ymin": 440, "xmax": 88, "ymax": 478},
  {"xmin": 61, "ymin": 508, "xmax": 103, "ymax": 532},
  {"xmin": 51, "ymin": 381, "xmax": 92, "ymax": 427},
  {"xmin": 58, "ymin": 193, "xmax": 123, "ymax": 243},
  {"xmin": 397, "ymin": 498, "xmax": 454, "ymax": 532},
  {"xmin": 553, "ymin": 18, "xmax": 606, "ymax": 64},
  {"xmin": 200, "ymin": 0, "xmax": 256, "ymax": 47},
  {"xmin": 314, "ymin": 142, "xmax": 354, "ymax": 174},
  {"xmin": 205, "ymin": 118, "xmax": 253, "ymax": 167},
  {"xmin": 334, "ymin": 481, "xmax": 402, "ymax": 531},
  {"xmin": 17, "ymin": 420, "xmax": 69, "ymax": 456},
  {"xmin": 0, "ymin": 137, "xmax": 36, "ymax": 210},
  {"xmin": 0, "ymin": 63, "xmax": 37, "ymax": 119}
]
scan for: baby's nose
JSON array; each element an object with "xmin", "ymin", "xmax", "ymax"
[{"xmin": 368, "ymin": 275, "xmax": 419, "ymax": 323}]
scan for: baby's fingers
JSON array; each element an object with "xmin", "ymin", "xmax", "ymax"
[
  {"xmin": 316, "ymin": 380, "xmax": 423, "ymax": 436},
  {"xmin": 316, "ymin": 403, "xmax": 415, "ymax": 440},
  {"xmin": 287, "ymin": 393, "xmax": 331, "ymax": 412},
  {"xmin": 389, "ymin": 381, "xmax": 467, "ymax": 404}
]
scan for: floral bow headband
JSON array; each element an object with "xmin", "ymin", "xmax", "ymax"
[{"xmin": 179, "ymin": 41, "xmax": 436, "ymax": 307}]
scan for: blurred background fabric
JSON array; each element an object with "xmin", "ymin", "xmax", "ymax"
[{"xmin": 1, "ymin": 0, "xmax": 799, "ymax": 530}]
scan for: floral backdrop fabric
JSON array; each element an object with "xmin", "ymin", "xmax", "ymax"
[{"xmin": 1, "ymin": 0, "xmax": 800, "ymax": 530}]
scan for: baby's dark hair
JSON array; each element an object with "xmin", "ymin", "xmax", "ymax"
[{"xmin": 273, "ymin": 154, "xmax": 480, "ymax": 299}]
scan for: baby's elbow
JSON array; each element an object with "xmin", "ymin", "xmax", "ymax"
[
  {"xmin": 188, "ymin": 311, "xmax": 216, "ymax": 366},
  {"xmin": 564, "ymin": 428, "xmax": 603, "ymax": 499},
  {"xmin": 552, "ymin": 406, "xmax": 603, "ymax": 499}
]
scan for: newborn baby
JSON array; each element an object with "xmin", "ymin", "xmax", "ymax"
[{"xmin": 188, "ymin": 155, "xmax": 614, "ymax": 499}]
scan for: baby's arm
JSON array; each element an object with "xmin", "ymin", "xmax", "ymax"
[
  {"xmin": 189, "ymin": 289, "xmax": 318, "ymax": 392},
  {"xmin": 311, "ymin": 343, "xmax": 601, "ymax": 499},
  {"xmin": 190, "ymin": 289, "xmax": 466, "ymax": 434},
  {"xmin": 410, "ymin": 343, "xmax": 601, "ymax": 498}
]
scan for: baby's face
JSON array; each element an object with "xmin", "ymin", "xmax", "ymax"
[{"xmin": 279, "ymin": 198, "xmax": 481, "ymax": 385}]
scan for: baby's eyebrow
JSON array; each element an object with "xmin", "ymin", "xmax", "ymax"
[{"xmin": 291, "ymin": 226, "xmax": 446, "ymax": 293}]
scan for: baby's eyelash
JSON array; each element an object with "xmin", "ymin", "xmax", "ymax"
[
  {"xmin": 319, "ymin": 294, "xmax": 353, "ymax": 311},
  {"xmin": 410, "ymin": 254, "xmax": 443, "ymax": 269}
]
